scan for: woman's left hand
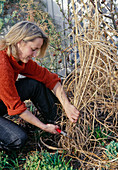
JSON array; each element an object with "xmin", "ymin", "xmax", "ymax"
[
  {"xmin": 53, "ymin": 82, "xmax": 80, "ymax": 123},
  {"xmin": 63, "ymin": 102, "xmax": 80, "ymax": 123}
]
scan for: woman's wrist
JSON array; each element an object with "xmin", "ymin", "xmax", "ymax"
[
  {"xmin": 39, "ymin": 123, "xmax": 47, "ymax": 131},
  {"xmin": 62, "ymin": 99, "xmax": 70, "ymax": 109}
]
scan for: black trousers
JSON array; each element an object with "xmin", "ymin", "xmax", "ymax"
[{"xmin": 0, "ymin": 78, "xmax": 58, "ymax": 150}]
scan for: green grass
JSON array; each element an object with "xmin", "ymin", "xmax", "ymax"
[
  {"xmin": 24, "ymin": 150, "xmax": 73, "ymax": 170},
  {"xmin": 0, "ymin": 150, "xmax": 25, "ymax": 169},
  {"xmin": 0, "ymin": 150, "xmax": 74, "ymax": 170}
]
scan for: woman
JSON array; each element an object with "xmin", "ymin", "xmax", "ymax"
[{"xmin": 0, "ymin": 21, "xmax": 79, "ymax": 150}]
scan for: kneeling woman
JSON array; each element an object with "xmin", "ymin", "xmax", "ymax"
[{"xmin": 0, "ymin": 21, "xmax": 79, "ymax": 150}]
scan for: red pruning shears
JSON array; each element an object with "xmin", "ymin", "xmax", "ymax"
[{"xmin": 56, "ymin": 128, "xmax": 72, "ymax": 139}]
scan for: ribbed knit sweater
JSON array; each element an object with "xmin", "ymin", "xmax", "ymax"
[{"xmin": 0, "ymin": 50, "xmax": 61, "ymax": 116}]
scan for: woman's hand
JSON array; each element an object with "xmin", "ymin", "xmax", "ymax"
[
  {"xmin": 63, "ymin": 102, "xmax": 80, "ymax": 123},
  {"xmin": 44, "ymin": 124, "xmax": 59, "ymax": 134},
  {"xmin": 20, "ymin": 110, "xmax": 59, "ymax": 134},
  {"xmin": 53, "ymin": 82, "xmax": 80, "ymax": 123}
]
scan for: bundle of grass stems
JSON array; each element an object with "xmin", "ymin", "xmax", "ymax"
[{"xmin": 58, "ymin": 0, "xmax": 118, "ymax": 169}]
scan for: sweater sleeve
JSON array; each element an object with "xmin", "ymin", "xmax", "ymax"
[
  {"xmin": 0, "ymin": 53, "xmax": 27, "ymax": 116},
  {"xmin": 20, "ymin": 60, "xmax": 61, "ymax": 90}
]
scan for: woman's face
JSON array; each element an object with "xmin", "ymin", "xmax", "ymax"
[{"xmin": 17, "ymin": 38, "xmax": 43, "ymax": 63}]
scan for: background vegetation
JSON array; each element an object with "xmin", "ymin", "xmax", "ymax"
[{"xmin": 0, "ymin": 0, "xmax": 118, "ymax": 169}]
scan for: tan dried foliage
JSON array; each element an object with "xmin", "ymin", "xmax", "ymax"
[{"xmin": 58, "ymin": 0, "xmax": 118, "ymax": 169}]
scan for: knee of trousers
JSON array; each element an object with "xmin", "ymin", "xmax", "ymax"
[
  {"xmin": 27, "ymin": 78, "xmax": 43, "ymax": 89},
  {"xmin": 12, "ymin": 131, "xmax": 28, "ymax": 149},
  {"xmin": 1, "ymin": 130, "xmax": 28, "ymax": 150},
  {"xmin": 27, "ymin": 79, "xmax": 45, "ymax": 99}
]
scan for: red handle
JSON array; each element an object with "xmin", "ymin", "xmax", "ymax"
[{"xmin": 56, "ymin": 128, "xmax": 61, "ymax": 133}]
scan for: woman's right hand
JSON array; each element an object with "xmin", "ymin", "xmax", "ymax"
[
  {"xmin": 20, "ymin": 109, "xmax": 60, "ymax": 134},
  {"xmin": 44, "ymin": 124, "xmax": 59, "ymax": 134}
]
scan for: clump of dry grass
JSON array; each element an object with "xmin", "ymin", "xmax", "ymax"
[{"xmin": 58, "ymin": 0, "xmax": 118, "ymax": 169}]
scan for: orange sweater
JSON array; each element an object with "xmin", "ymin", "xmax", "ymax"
[{"xmin": 0, "ymin": 50, "xmax": 61, "ymax": 116}]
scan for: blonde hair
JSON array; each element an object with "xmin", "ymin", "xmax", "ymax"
[{"xmin": 0, "ymin": 21, "xmax": 49, "ymax": 58}]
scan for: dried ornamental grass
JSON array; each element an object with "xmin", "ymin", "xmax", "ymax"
[{"xmin": 58, "ymin": 0, "xmax": 118, "ymax": 169}]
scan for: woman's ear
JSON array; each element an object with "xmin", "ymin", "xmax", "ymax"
[{"xmin": 17, "ymin": 40, "xmax": 24, "ymax": 47}]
